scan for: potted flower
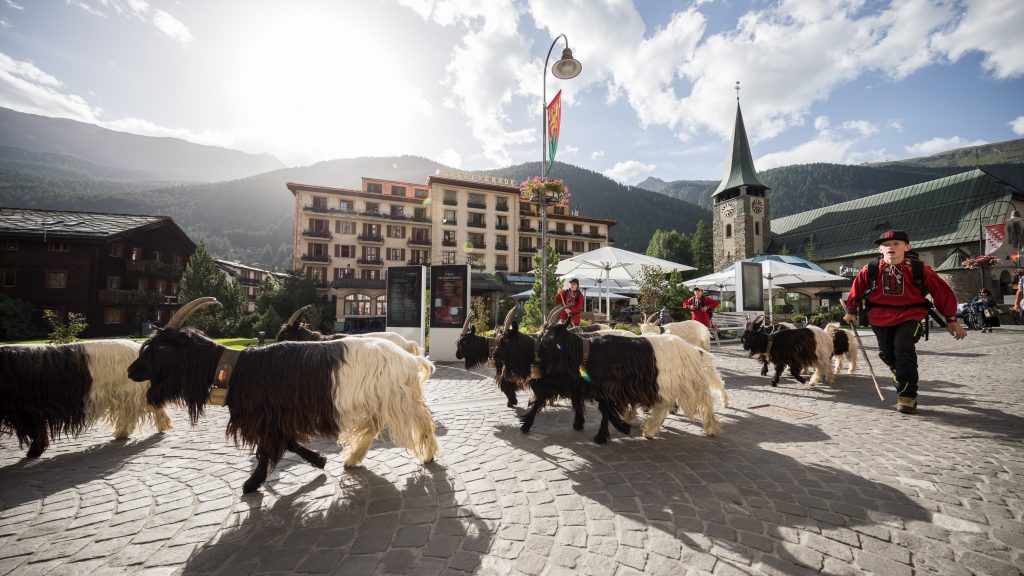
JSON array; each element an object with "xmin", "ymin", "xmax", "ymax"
[
  {"xmin": 520, "ymin": 177, "xmax": 570, "ymax": 207},
  {"xmin": 962, "ymin": 254, "xmax": 999, "ymax": 269}
]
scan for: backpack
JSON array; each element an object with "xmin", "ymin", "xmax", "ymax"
[{"xmin": 862, "ymin": 256, "xmax": 944, "ymax": 336}]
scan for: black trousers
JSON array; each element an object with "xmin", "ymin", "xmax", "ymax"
[{"xmin": 872, "ymin": 321, "xmax": 921, "ymax": 398}]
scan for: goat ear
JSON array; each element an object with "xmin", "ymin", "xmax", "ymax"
[
  {"xmin": 469, "ymin": 326, "xmax": 476, "ymax": 334},
  {"xmin": 511, "ymin": 321, "xmax": 519, "ymax": 333}
]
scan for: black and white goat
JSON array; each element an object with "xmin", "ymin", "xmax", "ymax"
[
  {"xmin": 527, "ymin": 306, "xmax": 722, "ymax": 444},
  {"xmin": 1, "ymin": 340, "xmax": 172, "ymax": 458},
  {"xmin": 637, "ymin": 313, "xmax": 712, "ymax": 351},
  {"xmin": 275, "ymin": 305, "xmax": 422, "ymax": 356},
  {"xmin": 740, "ymin": 316, "xmax": 834, "ymax": 387},
  {"xmin": 129, "ymin": 297, "xmax": 437, "ymax": 494},
  {"xmin": 824, "ymin": 322, "xmax": 858, "ymax": 374}
]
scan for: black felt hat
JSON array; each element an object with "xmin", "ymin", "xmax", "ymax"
[{"xmin": 874, "ymin": 230, "xmax": 910, "ymax": 245}]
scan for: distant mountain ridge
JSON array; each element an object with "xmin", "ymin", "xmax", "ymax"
[{"xmin": 0, "ymin": 107, "xmax": 285, "ymax": 183}]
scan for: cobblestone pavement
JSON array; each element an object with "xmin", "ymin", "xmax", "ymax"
[{"xmin": 1, "ymin": 330, "xmax": 1022, "ymax": 575}]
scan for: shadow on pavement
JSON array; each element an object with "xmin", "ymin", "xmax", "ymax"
[
  {"xmin": 494, "ymin": 407, "xmax": 931, "ymax": 574},
  {"xmin": 183, "ymin": 463, "xmax": 491, "ymax": 575}
]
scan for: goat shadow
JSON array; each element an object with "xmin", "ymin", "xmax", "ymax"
[
  {"xmin": 493, "ymin": 407, "xmax": 933, "ymax": 574},
  {"xmin": 183, "ymin": 462, "xmax": 492, "ymax": 575},
  {"xmin": 0, "ymin": 433, "xmax": 166, "ymax": 509}
]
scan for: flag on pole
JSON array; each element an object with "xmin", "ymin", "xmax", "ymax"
[
  {"xmin": 984, "ymin": 223, "xmax": 1006, "ymax": 255},
  {"xmin": 546, "ymin": 90, "xmax": 562, "ymax": 175}
]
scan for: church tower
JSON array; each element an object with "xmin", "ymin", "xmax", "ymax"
[{"xmin": 712, "ymin": 83, "xmax": 770, "ymax": 272}]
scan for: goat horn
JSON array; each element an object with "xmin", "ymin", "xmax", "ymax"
[
  {"xmin": 644, "ymin": 312, "xmax": 656, "ymax": 325},
  {"xmin": 545, "ymin": 305, "xmax": 567, "ymax": 327},
  {"xmin": 460, "ymin": 310, "xmax": 475, "ymax": 335},
  {"xmin": 502, "ymin": 306, "xmax": 518, "ymax": 333},
  {"xmin": 285, "ymin": 304, "xmax": 315, "ymax": 326},
  {"xmin": 165, "ymin": 297, "xmax": 222, "ymax": 330}
]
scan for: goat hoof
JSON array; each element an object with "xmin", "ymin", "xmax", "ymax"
[
  {"xmin": 643, "ymin": 434, "xmax": 655, "ymax": 440},
  {"xmin": 507, "ymin": 400, "xmax": 517, "ymax": 408},
  {"xmin": 312, "ymin": 454, "xmax": 327, "ymax": 469},
  {"xmin": 614, "ymin": 423, "xmax": 631, "ymax": 435},
  {"xmin": 242, "ymin": 480, "xmax": 262, "ymax": 494},
  {"xmin": 770, "ymin": 381, "xmax": 778, "ymax": 387},
  {"xmin": 25, "ymin": 449, "xmax": 43, "ymax": 459},
  {"xmin": 593, "ymin": 434, "xmax": 608, "ymax": 445},
  {"xmin": 520, "ymin": 424, "xmax": 532, "ymax": 434}
]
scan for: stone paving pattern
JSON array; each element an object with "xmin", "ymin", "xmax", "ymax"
[{"xmin": 1, "ymin": 330, "xmax": 1022, "ymax": 575}]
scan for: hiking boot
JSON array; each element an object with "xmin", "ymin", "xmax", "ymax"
[{"xmin": 896, "ymin": 396, "xmax": 917, "ymax": 414}]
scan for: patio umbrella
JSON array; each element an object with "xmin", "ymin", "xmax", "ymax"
[{"xmin": 555, "ymin": 247, "xmax": 695, "ymax": 317}]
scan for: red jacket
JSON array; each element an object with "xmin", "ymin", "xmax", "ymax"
[
  {"xmin": 845, "ymin": 259, "xmax": 957, "ymax": 326},
  {"xmin": 683, "ymin": 295, "xmax": 718, "ymax": 327},
  {"xmin": 556, "ymin": 288, "xmax": 585, "ymax": 325}
]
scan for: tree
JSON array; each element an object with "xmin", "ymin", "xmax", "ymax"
[
  {"xmin": 523, "ymin": 243, "xmax": 561, "ymax": 329},
  {"xmin": 255, "ymin": 271, "xmax": 322, "ymax": 331},
  {"xmin": 0, "ymin": 294, "xmax": 39, "ymax": 340},
  {"xmin": 646, "ymin": 229, "xmax": 693, "ymax": 266},
  {"xmin": 804, "ymin": 235, "xmax": 817, "ymax": 262},
  {"xmin": 44, "ymin": 310, "xmax": 87, "ymax": 344},
  {"xmin": 691, "ymin": 220, "xmax": 713, "ymax": 274},
  {"xmin": 470, "ymin": 297, "xmax": 491, "ymax": 333},
  {"xmin": 636, "ymin": 265, "xmax": 668, "ymax": 315},
  {"xmin": 663, "ymin": 270, "xmax": 692, "ymax": 320},
  {"xmin": 178, "ymin": 242, "xmax": 247, "ymax": 336},
  {"xmin": 779, "ymin": 244, "xmax": 791, "ymax": 256}
]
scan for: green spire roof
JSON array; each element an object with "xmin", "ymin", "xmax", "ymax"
[{"xmin": 713, "ymin": 102, "xmax": 768, "ymax": 196}]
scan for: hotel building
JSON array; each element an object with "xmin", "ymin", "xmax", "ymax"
[{"xmin": 288, "ymin": 172, "xmax": 616, "ymax": 324}]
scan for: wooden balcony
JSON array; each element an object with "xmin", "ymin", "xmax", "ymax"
[
  {"xmin": 300, "ymin": 254, "xmax": 331, "ymax": 263},
  {"xmin": 302, "ymin": 229, "xmax": 332, "ymax": 240},
  {"xmin": 356, "ymin": 258, "xmax": 384, "ymax": 266},
  {"xmin": 126, "ymin": 260, "xmax": 182, "ymax": 277},
  {"xmin": 357, "ymin": 234, "xmax": 384, "ymax": 243},
  {"xmin": 407, "ymin": 238, "xmax": 432, "ymax": 246}
]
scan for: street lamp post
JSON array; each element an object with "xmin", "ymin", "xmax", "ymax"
[
  {"xmin": 976, "ymin": 200, "xmax": 1021, "ymax": 291},
  {"xmin": 539, "ymin": 35, "xmax": 581, "ymax": 319}
]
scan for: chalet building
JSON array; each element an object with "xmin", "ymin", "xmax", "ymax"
[
  {"xmin": 288, "ymin": 172, "xmax": 616, "ymax": 326},
  {"xmin": 214, "ymin": 259, "xmax": 284, "ymax": 312},
  {"xmin": 710, "ymin": 90, "xmax": 1024, "ymax": 311},
  {"xmin": 0, "ymin": 208, "xmax": 195, "ymax": 338}
]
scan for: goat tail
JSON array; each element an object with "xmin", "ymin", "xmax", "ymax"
[
  {"xmin": 824, "ymin": 322, "xmax": 840, "ymax": 336},
  {"xmin": 806, "ymin": 325, "xmax": 836, "ymax": 386},
  {"xmin": 646, "ymin": 335, "xmax": 721, "ymax": 437},
  {"xmin": 696, "ymin": 348, "xmax": 729, "ymax": 408},
  {"xmin": 334, "ymin": 339, "xmax": 437, "ymax": 466}
]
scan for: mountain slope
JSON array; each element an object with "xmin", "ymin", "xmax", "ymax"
[{"xmin": 0, "ymin": 107, "xmax": 285, "ymax": 182}]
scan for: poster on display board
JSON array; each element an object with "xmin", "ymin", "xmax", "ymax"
[
  {"xmin": 430, "ymin": 265, "xmax": 470, "ymax": 329},
  {"xmin": 741, "ymin": 262, "xmax": 764, "ymax": 311},
  {"xmin": 386, "ymin": 266, "xmax": 424, "ymax": 328}
]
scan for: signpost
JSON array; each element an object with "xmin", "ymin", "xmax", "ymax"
[
  {"xmin": 429, "ymin": 264, "xmax": 471, "ymax": 361},
  {"xmin": 386, "ymin": 266, "xmax": 426, "ymax": 350}
]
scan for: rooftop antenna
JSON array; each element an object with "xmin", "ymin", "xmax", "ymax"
[{"xmin": 42, "ymin": 219, "xmax": 63, "ymax": 243}]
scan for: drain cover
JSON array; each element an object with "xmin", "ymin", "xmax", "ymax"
[{"xmin": 749, "ymin": 404, "xmax": 815, "ymax": 420}]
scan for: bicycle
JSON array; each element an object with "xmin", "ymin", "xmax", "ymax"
[{"xmin": 960, "ymin": 308, "xmax": 984, "ymax": 331}]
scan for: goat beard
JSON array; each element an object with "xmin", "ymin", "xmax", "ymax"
[{"xmin": 144, "ymin": 333, "xmax": 220, "ymax": 425}]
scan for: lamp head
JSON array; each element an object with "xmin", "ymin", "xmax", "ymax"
[
  {"xmin": 1009, "ymin": 208, "xmax": 1022, "ymax": 220},
  {"xmin": 551, "ymin": 47, "xmax": 582, "ymax": 79}
]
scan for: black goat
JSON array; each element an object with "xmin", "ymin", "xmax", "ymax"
[
  {"xmin": 128, "ymin": 298, "xmax": 436, "ymax": 494},
  {"xmin": 740, "ymin": 316, "xmax": 834, "ymax": 387},
  {"xmin": 276, "ymin": 305, "xmax": 421, "ymax": 355},
  {"xmin": 454, "ymin": 310, "xmax": 496, "ymax": 370}
]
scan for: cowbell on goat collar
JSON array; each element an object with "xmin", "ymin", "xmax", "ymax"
[{"xmin": 208, "ymin": 348, "xmax": 241, "ymax": 406}]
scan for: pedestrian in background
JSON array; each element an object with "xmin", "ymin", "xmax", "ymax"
[
  {"xmin": 971, "ymin": 288, "xmax": 999, "ymax": 333},
  {"xmin": 683, "ymin": 286, "xmax": 718, "ymax": 328}
]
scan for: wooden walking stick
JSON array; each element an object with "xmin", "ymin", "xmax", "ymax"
[{"xmin": 846, "ymin": 320, "xmax": 885, "ymax": 403}]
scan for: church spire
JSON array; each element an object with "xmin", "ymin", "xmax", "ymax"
[{"xmin": 713, "ymin": 82, "xmax": 767, "ymax": 197}]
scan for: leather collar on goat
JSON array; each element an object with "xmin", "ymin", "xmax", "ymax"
[
  {"xmin": 580, "ymin": 338, "xmax": 591, "ymax": 368},
  {"xmin": 208, "ymin": 348, "xmax": 241, "ymax": 406}
]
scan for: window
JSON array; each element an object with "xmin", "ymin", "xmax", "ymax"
[
  {"xmin": 467, "ymin": 213, "xmax": 486, "ymax": 228},
  {"xmin": 137, "ymin": 277, "xmax": 148, "ymax": 291},
  {"xmin": 412, "ymin": 228, "xmax": 430, "ymax": 242},
  {"xmin": 390, "ymin": 185, "xmax": 406, "ymax": 196},
  {"xmin": 520, "ymin": 257, "xmax": 532, "ymax": 272},
  {"xmin": 573, "ymin": 224, "xmax": 582, "ymax": 234},
  {"xmin": 520, "ymin": 237, "xmax": 533, "ymax": 249},
  {"xmin": 556, "ymin": 223, "xmax": 566, "ymax": 233},
  {"xmin": 336, "ymin": 220, "xmax": 355, "ymax": 234},
  {"xmin": 443, "ymin": 210, "xmax": 457, "ymax": 225},
  {"xmin": 555, "ymin": 240, "xmax": 568, "ymax": 253},
  {"xmin": 107, "ymin": 275, "xmax": 121, "ymax": 289},
  {"xmin": 107, "ymin": 242, "xmax": 122, "ymax": 257},
  {"xmin": 45, "ymin": 270, "xmax": 67, "ymax": 289},
  {"xmin": 387, "ymin": 225, "xmax": 406, "ymax": 238},
  {"xmin": 414, "ymin": 188, "xmax": 429, "ymax": 199},
  {"xmin": 362, "ymin": 223, "xmax": 381, "ymax": 236},
  {"xmin": 725, "ymin": 224, "xmax": 733, "ymax": 238},
  {"xmin": 443, "ymin": 230, "xmax": 457, "ymax": 246},
  {"xmin": 335, "ymin": 244, "xmax": 355, "ymax": 258},
  {"xmin": 390, "ymin": 205, "xmax": 405, "ymax": 218},
  {"xmin": 1, "ymin": 269, "xmax": 14, "ymax": 288},
  {"xmin": 755, "ymin": 221, "xmax": 760, "ymax": 235},
  {"xmin": 443, "ymin": 251, "xmax": 456, "ymax": 264},
  {"xmin": 468, "ymin": 232, "xmax": 485, "ymax": 247},
  {"xmin": 387, "ymin": 248, "xmax": 405, "ymax": 261},
  {"xmin": 335, "ymin": 267, "xmax": 355, "ymax": 279},
  {"xmin": 312, "ymin": 196, "xmax": 328, "ymax": 210},
  {"xmin": 366, "ymin": 182, "xmax": 383, "ymax": 194},
  {"xmin": 104, "ymin": 308, "xmax": 124, "ymax": 324},
  {"xmin": 468, "ymin": 193, "xmax": 486, "ymax": 208},
  {"xmin": 572, "ymin": 241, "xmax": 584, "ymax": 252},
  {"xmin": 376, "ymin": 295, "xmax": 387, "ymax": 315},
  {"xmin": 496, "ymin": 235, "xmax": 508, "ymax": 249},
  {"xmin": 496, "ymin": 215, "xmax": 508, "ymax": 229},
  {"xmin": 171, "ymin": 281, "xmax": 179, "ymax": 295},
  {"xmin": 339, "ymin": 200, "xmax": 353, "ymax": 212},
  {"xmin": 589, "ymin": 242, "xmax": 600, "ymax": 251},
  {"xmin": 48, "ymin": 241, "xmax": 70, "ymax": 252},
  {"xmin": 496, "ymin": 255, "xmax": 507, "ymax": 269},
  {"xmin": 411, "ymin": 250, "xmax": 428, "ymax": 264},
  {"xmin": 444, "ymin": 190, "xmax": 458, "ymax": 205},
  {"xmin": 414, "ymin": 207, "xmax": 428, "ymax": 221},
  {"xmin": 156, "ymin": 280, "xmax": 167, "ymax": 294},
  {"xmin": 363, "ymin": 269, "xmax": 381, "ymax": 280},
  {"xmin": 363, "ymin": 246, "xmax": 380, "ymax": 261},
  {"xmin": 365, "ymin": 203, "xmax": 380, "ymax": 214},
  {"xmin": 3, "ymin": 241, "xmax": 17, "ymax": 250},
  {"xmin": 130, "ymin": 247, "xmax": 141, "ymax": 261},
  {"xmin": 496, "ymin": 197, "xmax": 509, "ymax": 211},
  {"xmin": 590, "ymin": 226, "xmax": 598, "ymax": 235},
  {"xmin": 553, "ymin": 206, "xmax": 566, "ymax": 215},
  {"xmin": 344, "ymin": 293, "xmax": 373, "ymax": 315}
]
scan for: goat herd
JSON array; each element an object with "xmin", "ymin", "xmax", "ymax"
[{"xmin": 0, "ymin": 297, "xmax": 859, "ymax": 494}]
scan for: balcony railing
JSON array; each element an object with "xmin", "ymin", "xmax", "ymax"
[
  {"xmin": 332, "ymin": 277, "xmax": 386, "ymax": 290},
  {"xmin": 496, "ymin": 203, "xmax": 509, "ymax": 212},
  {"xmin": 126, "ymin": 260, "xmax": 183, "ymax": 277},
  {"xmin": 238, "ymin": 277, "xmax": 261, "ymax": 287},
  {"xmin": 357, "ymin": 258, "xmax": 384, "ymax": 266},
  {"xmin": 495, "ymin": 224, "xmax": 509, "ymax": 230},
  {"xmin": 519, "ymin": 227, "xmax": 538, "ymax": 233},
  {"xmin": 442, "ymin": 218, "xmax": 457, "ymax": 226},
  {"xmin": 468, "ymin": 243, "xmax": 487, "ymax": 249},
  {"xmin": 301, "ymin": 254, "xmax": 331, "ymax": 263},
  {"xmin": 357, "ymin": 234, "xmax": 384, "ymax": 243},
  {"xmin": 519, "ymin": 246, "xmax": 537, "ymax": 253},
  {"xmin": 443, "ymin": 199, "xmax": 458, "ymax": 206},
  {"xmin": 302, "ymin": 204, "xmax": 331, "ymax": 213},
  {"xmin": 467, "ymin": 201, "xmax": 487, "ymax": 209},
  {"xmin": 302, "ymin": 229, "xmax": 332, "ymax": 240},
  {"xmin": 407, "ymin": 259, "xmax": 430, "ymax": 266},
  {"xmin": 99, "ymin": 289, "xmax": 176, "ymax": 306},
  {"xmin": 494, "ymin": 244, "xmax": 509, "ymax": 251},
  {"xmin": 467, "ymin": 221, "xmax": 486, "ymax": 229},
  {"xmin": 407, "ymin": 238, "xmax": 432, "ymax": 246},
  {"xmin": 549, "ymin": 229, "xmax": 573, "ymax": 237},
  {"xmin": 441, "ymin": 239, "xmax": 457, "ymax": 247},
  {"xmin": 557, "ymin": 249, "xmax": 573, "ymax": 255},
  {"xmin": 494, "ymin": 264, "xmax": 508, "ymax": 271}
]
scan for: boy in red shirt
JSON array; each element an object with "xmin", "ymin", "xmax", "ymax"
[
  {"xmin": 683, "ymin": 287, "xmax": 718, "ymax": 328},
  {"xmin": 843, "ymin": 230, "xmax": 965, "ymax": 414}
]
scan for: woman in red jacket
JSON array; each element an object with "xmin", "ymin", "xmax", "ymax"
[
  {"xmin": 556, "ymin": 278, "xmax": 585, "ymax": 326},
  {"xmin": 682, "ymin": 287, "xmax": 718, "ymax": 328}
]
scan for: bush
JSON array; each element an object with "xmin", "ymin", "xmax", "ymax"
[
  {"xmin": 44, "ymin": 310, "xmax": 87, "ymax": 344},
  {"xmin": 792, "ymin": 314, "xmax": 807, "ymax": 324},
  {"xmin": 808, "ymin": 314, "xmax": 825, "ymax": 326},
  {"xmin": 612, "ymin": 323, "xmax": 641, "ymax": 334},
  {"xmin": 0, "ymin": 294, "xmax": 39, "ymax": 341}
]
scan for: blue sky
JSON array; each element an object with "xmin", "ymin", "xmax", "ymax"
[{"xmin": 1, "ymin": 0, "xmax": 1022, "ymax": 183}]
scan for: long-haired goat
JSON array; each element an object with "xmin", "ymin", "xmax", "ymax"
[
  {"xmin": 1, "ymin": 340, "xmax": 172, "ymax": 458},
  {"xmin": 276, "ymin": 305, "xmax": 422, "ymax": 356},
  {"xmin": 454, "ymin": 310, "xmax": 495, "ymax": 370},
  {"xmin": 527, "ymin": 306, "xmax": 722, "ymax": 444},
  {"xmin": 824, "ymin": 322, "xmax": 858, "ymax": 374},
  {"xmin": 129, "ymin": 298, "xmax": 437, "ymax": 494},
  {"xmin": 740, "ymin": 316, "xmax": 834, "ymax": 387},
  {"xmin": 638, "ymin": 313, "xmax": 712, "ymax": 351}
]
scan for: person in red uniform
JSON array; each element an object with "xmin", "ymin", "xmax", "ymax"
[
  {"xmin": 843, "ymin": 230, "xmax": 965, "ymax": 414},
  {"xmin": 682, "ymin": 287, "xmax": 718, "ymax": 328},
  {"xmin": 556, "ymin": 278, "xmax": 585, "ymax": 326}
]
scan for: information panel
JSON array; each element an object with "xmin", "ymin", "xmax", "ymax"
[
  {"xmin": 741, "ymin": 262, "xmax": 765, "ymax": 311},
  {"xmin": 430, "ymin": 265, "xmax": 470, "ymax": 329},
  {"xmin": 386, "ymin": 266, "xmax": 423, "ymax": 328}
]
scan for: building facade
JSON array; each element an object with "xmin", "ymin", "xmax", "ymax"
[
  {"xmin": 288, "ymin": 173, "xmax": 616, "ymax": 324},
  {"xmin": 214, "ymin": 259, "xmax": 284, "ymax": 312},
  {"xmin": 0, "ymin": 208, "xmax": 195, "ymax": 338}
]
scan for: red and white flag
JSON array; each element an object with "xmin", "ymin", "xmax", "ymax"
[{"xmin": 984, "ymin": 223, "xmax": 1006, "ymax": 255}]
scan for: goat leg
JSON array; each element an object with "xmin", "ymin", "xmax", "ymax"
[
  {"xmin": 606, "ymin": 403, "xmax": 632, "ymax": 436},
  {"xmin": 519, "ymin": 381, "xmax": 550, "ymax": 433},
  {"xmin": 287, "ymin": 439, "xmax": 327, "ymax": 469},
  {"xmin": 499, "ymin": 378, "xmax": 519, "ymax": 408},
  {"xmin": 790, "ymin": 365, "xmax": 806, "ymax": 384},
  {"xmin": 570, "ymin": 396, "xmax": 586, "ymax": 431},
  {"xmin": 25, "ymin": 420, "xmax": 49, "ymax": 458},
  {"xmin": 770, "ymin": 364, "xmax": 784, "ymax": 387},
  {"xmin": 760, "ymin": 359, "xmax": 769, "ymax": 377},
  {"xmin": 243, "ymin": 449, "xmax": 273, "ymax": 494},
  {"xmin": 594, "ymin": 401, "xmax": 614, "ymax": 444}
]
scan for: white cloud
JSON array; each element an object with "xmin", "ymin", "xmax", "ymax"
[
  {"xmin": 0, "ymin": 51, "xmax": 100, "ymax": 122},
  {"xmin": 602, "ymin": 160, "xmax": 655, "ymax": 184},
  {"xmin": 591, "ymin": 150, "xmax": 604, "ymax": 159},
  {"xmin": 904, "ymin": 136, "xmax": 987, "ymax": 156},
  {"xmin": 151, "ymin": 9, "xmax": 194, "ymax": 46},
  {"xmin": 68, "ymin": 0, "xmax": 105, "ymax": 17},
  {"xmin": 433, "ymin": 148, "xmax": 462, "ymax": 168},
  {"xmin": 5, "ymin": 1, "xmax": 24, "ymax": 10},
  {"xmin": 932, "ymin": 0, "xmax": 1024, "ymax": 79},
  {"xmin": 561, "ymin": 144, "xmax": 578, "ymax": 156},
  {"xmin": 1010, "ymin": 115, "xmax": 1024, "ymax": 136},
  {"xmin": 66, "ymin": 0, "xmax": 193, "ymax": 46},
  {"xmin": 0, "ymin": 17, "xmax": 9, "ymax": 28},
  {"xmin": 100, "ymin": 117, "xmax": 235, "ymax": 148},
  {"xmin": 758, "ymin": 116, "xmax": 881, "ymax": 168},
  {"xmin": 813, "ymin": 116, "xmax": 830, "ymax": 131}
]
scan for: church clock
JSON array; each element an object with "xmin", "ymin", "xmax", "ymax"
[
  {"xmin": 722, "ymin": 202, "xmax": 736, "ymax": 218},
  {"xmin": 751, "ymin": 198, "xmax": 764, "ymax": 214}
]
